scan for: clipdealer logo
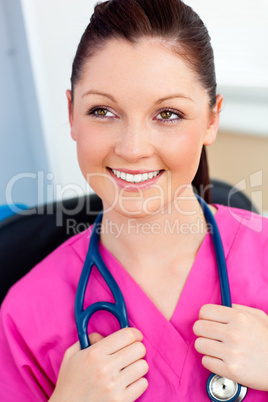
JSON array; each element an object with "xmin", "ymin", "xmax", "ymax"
[
  {"xmin": 65, "ymin": 216, "xmax": 213, "ymax": 237},
  {"xmin": 3, "ymin": 169, "xmax": 265, "ymax": 233}
]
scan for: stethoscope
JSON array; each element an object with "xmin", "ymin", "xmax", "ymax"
[{"xmin": 75, "ymin": 195, "xmax": 248, "ymax": 401}]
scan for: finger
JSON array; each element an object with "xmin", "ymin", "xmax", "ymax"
[
  {"xmin": 199, "ymin": 304, "xmax": 234, "ymax": 323},
  {"xmin": 232, "ymin": 304, "xmax": 256, "ymax": 311},
  {"xmin": 62, "ymin": 339, "xmax": 82, "ymax": 362},
  {"xmin": 193, "ymin": 320, "xmax": 226, "ymax": 342},
  {"xmin": 124, "ymin": 377, "xmax": 149, "ymax": 402},
  {"xmin": 195, "ymin": 337, "xmax": 225, "ymax": 360},
  {"xmin": 201, "ymin": 355, "xmax": 226, "ymax": 376},
  {"xmin": 89, "ymin": 332, "xmax": 104, "ymax": 345},
  {"xmin": 121, "ymin": 359, "xmax": 149, "ymax": 388},
  {"xmin": 66, "ymin": 332, "xmax": 104, "ymax": 356},
  {"xmin": 232, "ymin": 304, "xmax": 267, "ymax": 318},
  {"xmin": 65, "ymin": 329, "xmax": 130, "ymax": 360},
  {"xmin": 93, "ymin": 327, "xmax": 143, "ymax": 355},
  {"xmin": 115, "ymin": 341, "xmax": 146, "ymax": 369},
  {"xmin": 201, "ymin": 355, "xmax": 244, "ymax": 385}
]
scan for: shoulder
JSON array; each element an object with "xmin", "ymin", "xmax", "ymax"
[
  {"xmin": 215, "ymin": 204, "xmax": 268, "ymax": 272},
  {"xmin": 1, "ymin": 227, "xmax": 92, "ymax": 319},
  {"xmin": 0, "ymin": 227, "xmax": 93, "ymax": 379},
  {"xmin": 213, "ymin": 205, "xmax": 268, "ymax": 309},
  {"xmin": 0, "ymin": 228, "xmax": 94, "ymax": 400},
  {"xmin": 214, "ymin": 204, "xmax": 268, "ymax": 268},
  {"xmin": 215, "ymin": 204, "xmax": 268, "ymax": 240}
]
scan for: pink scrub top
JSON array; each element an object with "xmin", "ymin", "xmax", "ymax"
[{"xmin": 1, "ymin": 205, "xmax": 268, "ymax": 401}]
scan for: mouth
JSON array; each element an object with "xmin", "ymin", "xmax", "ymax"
[{"xmin": 110, "ymin": 168, "xmax": 162, "ymax": 184}]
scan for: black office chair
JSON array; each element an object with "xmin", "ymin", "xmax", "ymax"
[
  {"xmin": 210, "ymin": 179, "xmax": 258, "ymax": 213},
  {"xmin": 0, "ymin": 179, "xmax": 258, "ymax": 304}
]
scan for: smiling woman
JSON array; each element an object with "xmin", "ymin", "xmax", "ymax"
[
  {"xmin": 1, "ymin": 1, "xmax": 268, "ymax": 401},
  {"xmin": 69, "ymin": 0, "xmax": 218, "ymax": 205},
  {"xmin": 66, "ymin": 37, "xmax": 221, "ymax": 219}
]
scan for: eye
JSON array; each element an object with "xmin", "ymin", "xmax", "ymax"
[
  {"xmin": 87, "ymin": 107, "xmax": 116, "ymax": 119},
  {"xmin": 155, "ymin": 109, "xmax": 183, "ymax": 123}
]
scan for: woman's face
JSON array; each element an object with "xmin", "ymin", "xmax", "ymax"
[{"xmin": 67, "ymin": 38, "xmax": 222, "ymax": 218}]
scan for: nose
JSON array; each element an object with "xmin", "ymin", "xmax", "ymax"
[{"xmin": 114, "ymin": 121, "xmax": 154, "ymax": 162}]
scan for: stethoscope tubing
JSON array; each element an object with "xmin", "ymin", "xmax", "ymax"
[
  {"xmin": 75, "ymin": 211, "xmax": 129, "ymax": 349},
  {"xmin": 196, "ymin": 195, "xmax": 231, "ymax": 307},
  {"xmin": 196, "ymin": 196, "xmax": 247, "ymax": 401},
  {"xmin": 74, "ymin": 195, "xmax": 247, "ymax": 401}
]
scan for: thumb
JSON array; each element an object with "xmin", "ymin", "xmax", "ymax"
[
  {"xmin": 89, "ymin": 332, "xmax": 104, "ymax": 345},
  {"xmin": 62, "ymin": 333, "xmax": 105, "ymax": 361}
]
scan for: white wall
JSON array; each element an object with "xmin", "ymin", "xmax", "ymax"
[
  {"xmin": 20, "ymin": 0, "xmax": 97, "ymax": 202},
  {"xmin": 184, "ymin": 0, "xmax": 268, "ymax": 136},
  {"xmin": 0, "ymin": 0, "xmax": 50, "ymax": 206},
  {"xmin": 184, "ymin": 0, "xmax": 268, "ymax": 87},
  {"xmin": 5, "ymin": 0, "xmax": 268, "ymax": 205}
]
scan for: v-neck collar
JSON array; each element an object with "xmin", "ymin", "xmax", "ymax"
[
  {"xmin": 96, "ymin": 206, "xmax": 226, "ymax": 378},
  {"xmin": 98, "ymin": 206, "xmax": 223, "ymax": 323}
]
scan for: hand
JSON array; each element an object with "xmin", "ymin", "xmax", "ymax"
[
  {"xmin": 193, "ymin": 304, "xmax": 268, "ymax": 391},
  {"xmin": 50, "ymin": 328, "xmax": 149, "ymax": 402}
]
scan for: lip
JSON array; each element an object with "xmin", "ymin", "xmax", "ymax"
[
  {"xmin": 110, "ymin": 168, "xmax": 160, "ymax": 174},
  {"xmin": 107, "ymin": 167, "xmax": 164, "ymax": 191}
]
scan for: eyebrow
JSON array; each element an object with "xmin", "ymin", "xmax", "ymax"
[
  {"xmin": 82, "ymin": 90, "xmax": 117, "ymax": 103},
  {"xmin": 82, "ymin": 90, "xmax": 193, "ymax": 104},
  {"xmin": 155, "ymin": 94, "xmax": 194, "ymax": 104}
]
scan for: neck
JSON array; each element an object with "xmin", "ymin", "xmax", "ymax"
[{"xmin": 100, "ymin": 191, "xmax": 210, "ymax": 273}]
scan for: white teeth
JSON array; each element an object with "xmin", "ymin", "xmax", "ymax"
[
  {"xmin": 126, "ymin": 173, "xmax": 132, "ymax": 182},
  {"xmin": 142, "ymin": 173, "xmax": 148, "ymax": 181},
  {"xmin": 111, "ymin": 169, "xmax": 160, "ymax": 183},
  {"xmin": 134, "ymin": 174, "xmax": 141, "ymax": 183}
]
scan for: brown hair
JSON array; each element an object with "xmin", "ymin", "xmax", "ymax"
[{"xmin": 71, "ymin": 0, "xmax": 218, "ymax": 202}]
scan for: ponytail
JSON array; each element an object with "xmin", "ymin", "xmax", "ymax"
[{"xmin": 192, "ymin": 146, "xmax": 210, "ymax": 203}]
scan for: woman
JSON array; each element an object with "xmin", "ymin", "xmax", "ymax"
[{"xmin": 1, "ymin": 0, "xmax": 268, "ymax": 401}]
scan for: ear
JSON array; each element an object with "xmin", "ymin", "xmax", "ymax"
[
  {"xmin": 66, "ymin": 89, "xmax": 76, "ymax": 141},
  {"xmin": 203, "ymin": 94, "xmax": 223, "ymax": 146}
]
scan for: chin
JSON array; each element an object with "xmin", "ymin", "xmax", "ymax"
[{"xmin": 103, "ymin": 197, "xmax": 170, "ymax": 220}]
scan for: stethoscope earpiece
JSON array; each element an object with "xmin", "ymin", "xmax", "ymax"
[{"xmin": 207, "ymin": 374, "xmax": 247, "ymax": 402}]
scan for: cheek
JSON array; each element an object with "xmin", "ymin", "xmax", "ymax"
[
  {"xmin": 75, "ymin": 126, "xmax": 108, "ymax": 173},
  {"xmin": 162, "ymin": 128, "xmax": 204, "ymax": 176},
  {"xmin": 74, "ymin": 127, "xmax": 117, "ymax": 198}
]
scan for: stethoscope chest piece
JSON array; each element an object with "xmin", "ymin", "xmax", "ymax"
[{"xmin": 207, "ymin": 374, "xmax": 248, "ymax": 402}]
